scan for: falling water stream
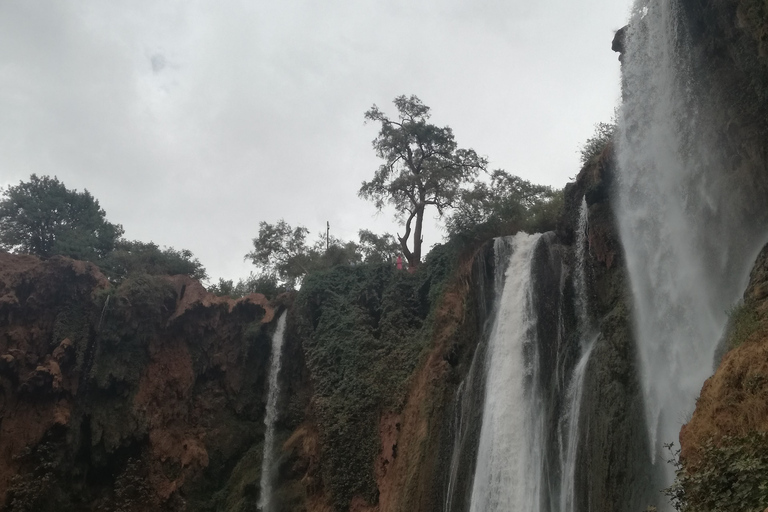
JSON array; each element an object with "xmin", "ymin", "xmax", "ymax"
[
  {"xmin": 558, "ymin": 197, "xmax": 597, "ymax": 512},
  {"xmin": 469, "ymin": 232, "xmax": 543, "ymax": 512},
  {"xmin": 616, "ymin": 0, "xmax": 768, "ymax": 491},
  {"xmin": 442, "ymin": 2, "xmax": 768, "ymax": 509},
  {"xmin": 258, "ymin": 311, "xmax": 287, "ymax": 512}
]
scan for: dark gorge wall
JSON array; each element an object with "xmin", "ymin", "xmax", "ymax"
[
  {"xmin": 0, "ymin": 155, "xmax": 654, "ymax": 512},
  {"xmin": 0, "ymin": 252, "xmax": 286, "ymax": 511},
  {"xmin": 561, "ymin": 150, "xmax": 659, "ymax": 512}
]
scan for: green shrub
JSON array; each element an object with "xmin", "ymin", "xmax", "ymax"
[
  {"xmin": 726, "ymin": 301, "xmax": 762, "ymax": 349},
  {"xmin": 665, "ymin": 433, "xmax": 768, "ymax": 511},
  {"xmin": 98, "ymin": 239, "xmax": 207, "ymax": 282},
  {"xmin": 579, "ymin": 121, "xmax": 616, "ymax": 165}
]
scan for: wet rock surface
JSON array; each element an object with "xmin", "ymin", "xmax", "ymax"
[{"xmin": 0, "ymin": 252, "xmax": 283, "ymax": 511}]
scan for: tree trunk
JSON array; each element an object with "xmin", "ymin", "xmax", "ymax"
[
  {"xmin": 398, "ymin": 211, "xmax": 416, "ymax": 267},
  {"xmin": 412, "ymin": 205, "xmax": 425, "ymax": 268}
]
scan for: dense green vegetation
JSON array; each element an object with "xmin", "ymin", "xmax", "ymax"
[
  {"xmin": 0, "ymin": 174, "xmax": 123, "ymax": 260},
  {"xmin": 98, "ymin": 239, "xmax": 207, "ymax": 282},
  {"xmin": 293, "ymin": 241, "xmax": 458, "ymax": 509},
  {"xmin": 0, "ymin": 175, "xmax": 207, "ymax": 282},
  {"xmin": 665, "ymin": 434, "xmax": 768, "ymax": 512},
  {"xmin": 445, "ymin": 169, "xmax": 563, "ymax": 242},
  {"xmin": 579, "ymin": 121, "xmax": 616, "ymax": 165},
  {"xmin": 244, "ymin": 221, "xmax": 399, "ymax": 290}
]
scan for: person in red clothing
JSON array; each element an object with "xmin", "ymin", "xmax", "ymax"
[{"xmin": 396, "ymin": 254, "xmax": 403, "ymax": 270}]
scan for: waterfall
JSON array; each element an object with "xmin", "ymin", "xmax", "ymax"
[
  {"xmin": 558, "ymin": 197, "xmax": 597, "ymax": 512},
  {"xmin": 469, "ymin": 232, "xmax": 543, "ymax": 512},
  {"xmin": 442, "ymin": 237, "xmax": 512, "ymax": 512},
  {"xmin": 574, "ymin": 197, "xmax": 591, "ymax": 333},
  {"xmin": 258, "ymin": 311, "xmax": 288, "ymax": 512},
  {"xmin": 616, "ymin": 0, "xmax": 768, "ymax": 486}
]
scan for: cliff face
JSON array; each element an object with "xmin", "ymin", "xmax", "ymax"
[
  {"xmin": 558, "ymin": 147, "xmax": 660, "ymax": 512},
  {"xmin": 0, "ymin": 149, "xmax": 649, "ymax": 512},
  {"xmin": 287, "ymin": 243, "xmax": 490, "ymax": 512},
  {"xmin": 0, "ymin": 242, "xmax": 491, "ymax": 512},
  {"xmin": 0, "ymin": 252, "xmax": 283, "ymax": 511},
  {"xmin": 681, "ymin": 243, "xmax": 768, "ymax": 455},
  {"xmin": 3, "ymin": 4, "xmax": 767, "ymax": 505},
  {"xmin": 674, "ymin": 243, "xmax": 768, "ymax": 509}
]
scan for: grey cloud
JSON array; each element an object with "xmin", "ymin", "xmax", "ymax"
[
  {"xmin": 151, "ymin": 53, "xmax": 166, "ymax": 73},
  {"xmin": 0, "ymin": 0, "xmax": 633, "ymax": 282}
]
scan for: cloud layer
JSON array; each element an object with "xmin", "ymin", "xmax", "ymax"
[{"xmin": 0, "ymin": 0, "xmax": 632, "ymax": 281}]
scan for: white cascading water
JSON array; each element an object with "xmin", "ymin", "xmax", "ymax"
[
  {"xmin": 558, "ymin": 197, "xmax": 597, "ymax": 512},
  {"xmin": 258, "ymin": 311, "xmax": 288, "ymax": 512},
  {"xmin": 616, "ymin": 0, "xmax": 767, "ymax": 486},
  {"xmin": 469, "ymin": 232, "xmax": 543, "ymax": 512}
]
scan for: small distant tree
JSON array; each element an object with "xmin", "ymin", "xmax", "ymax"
[
  {"xmin": 360, "ymin": 95, "xmax": 487, "ymax": 268},
  {"xmin": 0, "ymin": 174, "xmax": 123, "ymax": 260}
]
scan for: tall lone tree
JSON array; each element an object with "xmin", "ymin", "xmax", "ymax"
[{"xmin": 359, "ymin": 95, "xmax": 486, "ymax": 267}]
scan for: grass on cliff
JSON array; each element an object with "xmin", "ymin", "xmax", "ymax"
[
  {"xmin": 726, "ymin": 301, "xmax": 765, "ymax": 350},
  {"xmin": 293, "ymin": 241, "xmax": 457, "ymax": 510}
]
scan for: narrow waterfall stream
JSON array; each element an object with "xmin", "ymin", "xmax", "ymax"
[
  {"xmin": 258, "ymin": 311, "xmax": 288, "ymax": 512},
  {"xmin": 616, "ymin": 0, "xmax": 768, "ymax": 490},
  {"xmin": 469, "ymin": 232, "xmax": 543, "ymax": 512},
  {"xmin": 558, "ymin": 197, "xmax": 597, "ymax": 512}
]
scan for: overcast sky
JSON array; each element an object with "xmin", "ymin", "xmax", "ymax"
[{"xmin": 0, "ymin": 0, "xmax": 633, "ymax": 283}]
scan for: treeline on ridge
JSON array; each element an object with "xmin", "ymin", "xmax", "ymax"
[{"xmin": 0, "ymin": 95, "xmax": 612, "ymax": 297}]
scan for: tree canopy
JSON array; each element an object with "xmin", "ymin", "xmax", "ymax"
[
  {"xmin": 446, "ymin": 170, "xmax": 563, "ymax": 239},
  {"xmin": 245, "ymin": 220, "xmax": 400, "ymax": 289},
  {"xmin": 99, "ymin": 239, "xmax": 208, "ymax": 281},
  {"xmin": 0, "ymin": 174, "xmax": 124, "ymax": 260},
  {"xmin": 0, "ymin": 175, "xmax": 207, "ymax": 282},
  {"xmin": 359, "ymin": 95, "xmax": 487, "ymax": 268}
]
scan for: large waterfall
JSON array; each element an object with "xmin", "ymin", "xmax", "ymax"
[
  {"xmin": 616, "ymin": 0, "xmax": 768, "ymax": 488},
  {"xmin": 259, "ymin": 311, "xmax": 288, "ymax": 512},
  {"xmin": 443, "ymin": 229, "xmax": 595, "ymax": 512},
  {"xmin": 469, "ymin": 232, "xmax": 543, "ymax": 512}
]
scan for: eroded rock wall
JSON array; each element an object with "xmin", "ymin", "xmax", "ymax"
[{"xmin": 0, "ymin": 252, "xmax": 286, "ymax": 511}]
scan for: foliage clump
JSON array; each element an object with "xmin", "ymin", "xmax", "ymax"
[
  {"xmin": 665, "ymin": 433, "xmax": 768, "ymax": 512},
  {"xmin": 580, "ymin": 121, "xmax": 616, "ymax": 165},
  {"xmin": 99, "ymin": 239, "xmax": 207, "ymax": 282},
  {"xmin": 293, "ymin": 242, "xmax": 458, "ymax": 509},
  {"xmin": 0, "ymin": 174, "xmax": 124, "ymax": 260},
  {"xmin": 445, "ymin": 170, "xmax": 563, "ymax": 241},
  {"xmin": 244, "ymin": 220, "xmax": 399, "ymax": 290},
  {"xmin": 726, "ymin": 301, "xmax": 764, "ymax": 349},
  {"xmin": 209, "ymin": 273, "xmax": 286, "ymax": 299},
  {"xmin": 0, "ymin": 175, "xmax": 207, "ymax": 283}
]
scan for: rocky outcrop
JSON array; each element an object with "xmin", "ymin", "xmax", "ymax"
[
  {"xmin": 671, "ymin": 243, "xmax": 768, "ymax": 510},
  {"xmin": 680, "ymin": 243, "xmax": 768, "ymax": 462},
  {"xmin": 0, "ymin": 252, "xmax": 283, "ymax": 511}
]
